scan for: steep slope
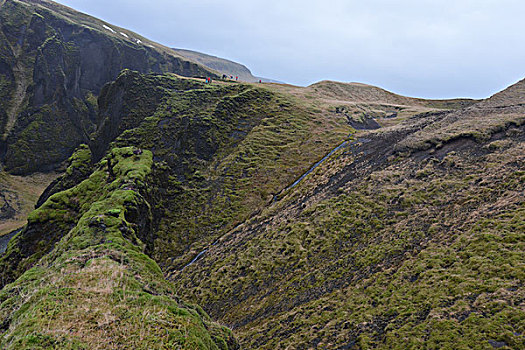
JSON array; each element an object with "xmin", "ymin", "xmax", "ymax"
[
  {"xmin": 88, "ymin": 70, "xmax": 354, "ymax": 272},
  {"xmin": 0, "ymin": 70, "xmax": 353, "ymax": 348},
  {"xmin": 0, "ymin": 69, "xmax": 363, "ymax": 289},
  {"xmin": 2, "ymin": 68, "xmax": 467, "ymax": 348},
  {"xmin": 0, "ymin": 146, "xmax": 237, "ymax": 349},
  {"xmin": 86, "ymin": 70, "xmax": 475, "ymax": 276},
  {"xmin": 0, "ymin": 0, "xmax": 216, "ymax": 175},
  {"xmin": 170, "ymin": 79, "xmax": 525, "ymax": 348},
  {"xmin": 0, "ymin": 65, "xmax": 485, "ymax": 329}
]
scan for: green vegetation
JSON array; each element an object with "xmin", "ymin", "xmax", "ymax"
[
  {"xmin": 0, "ymin": 4, "xmax": 523, "ymax": 346},
  {"xmin": 65, "ymin": 144, "xmax": 92, "ymax": 176},
  {"xmin": 4, "ymin": 70, "xmax": 523, "ymax": 349},
  {"xmin": 93, "ymin": 71, "xmax": 351, "ymax": 271},
  {"xmin": 170, "ymin": 81, "xmax": 525, "ymax": 348},
  {"xmin": 0, "ymin": 0, "xmax": 216, "ymax": 175},
  {"xmin": 0, "ymin": 146, "xmax": 237, "ymax": 349}
]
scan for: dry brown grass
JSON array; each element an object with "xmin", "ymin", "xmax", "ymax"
[{"xmin": 0, "ymin": 171, "xmax": 58, "ymax": 236}]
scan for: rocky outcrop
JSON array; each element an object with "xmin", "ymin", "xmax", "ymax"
[
  {"xmin": 35, "ymin": 143, "xmax": 93, "ymax": 207},
  {"xmin": 0, "ymin": 146, "xmax": 238, "ymax": 349}
]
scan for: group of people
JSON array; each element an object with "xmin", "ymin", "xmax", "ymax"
[
  {"xmin": 222, "ymin": 74, "xmax": 239, "ymax": 81},
  {"xmin": 208, "ymin": 75, "xmax": 263, "ymax": 84}
]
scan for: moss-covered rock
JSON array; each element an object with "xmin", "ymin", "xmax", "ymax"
[
  {"xmin": 0, "ymin": 146, "xmax": 238, "ymax": 349},
  {"xmin": 35, "ymin": 144, "xmax": 93, "ymax": 208}
]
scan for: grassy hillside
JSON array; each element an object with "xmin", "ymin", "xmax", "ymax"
[
  {"xmin": 1, "ymin": 65, "xmax": 496, "ymax": 348},
  {"xmin": 0, "ymin": 8, "xmax": 522, "ymax": 343},
  {"xmin": 2, "ymin": 1, "xmax": 522, "ymax": 349},
  {"xmin": 0, "ymin": 171, "xmax": 57, "ymax": 237},
  {"xmin": 266, "ymin": 80, "xmax": 477, "ymax": 130},
  {"xmin": 170, "ymin": 80, "xmax": 525, "ymax": 349},
  {"xmin": 87, "ymin": 70, "xmax": 472, "ymax": 276},
  {"xmin": 0, "ymin": 69, "xmax": 353, "ymax": 348}
]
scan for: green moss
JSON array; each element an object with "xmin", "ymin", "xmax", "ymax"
[
  {"xmin": 65, "ymin": 144, "xmax": 92, "ymax": 176},
  {"xmin": 0, "ymin": 147, "xmax": 237, "ymax": 349}
]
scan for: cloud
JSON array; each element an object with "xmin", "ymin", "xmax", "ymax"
[{"xmin": 56, "ymin": 0, "xmax": 524, "ymax": 98}]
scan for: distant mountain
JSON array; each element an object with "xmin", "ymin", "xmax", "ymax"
[{"xmin": 172, "ymin": 48, "xmax": 282, "ymax": 83}]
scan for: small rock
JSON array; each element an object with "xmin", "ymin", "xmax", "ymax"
[{"xmin": 488, "ymin": 339, "xmax": 507, "ymax": 349}]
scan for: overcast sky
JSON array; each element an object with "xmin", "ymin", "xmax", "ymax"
[{"xmin": 55, "ymin": 0, "xmax": 524, "ymax": 99}]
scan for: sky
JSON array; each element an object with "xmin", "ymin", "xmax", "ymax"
[{"xmin": 55, "ymin": 0, "xmax": 525, "ymax": 99}]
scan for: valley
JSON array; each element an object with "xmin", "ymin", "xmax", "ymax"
[{"xmin": 0, "ymin": 0, "xmax": 523, "ymax": 349}]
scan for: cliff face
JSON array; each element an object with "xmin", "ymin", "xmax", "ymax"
[{"xmin": 0, "ymin": 0, "xmax": 216, "ymax": 175}]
